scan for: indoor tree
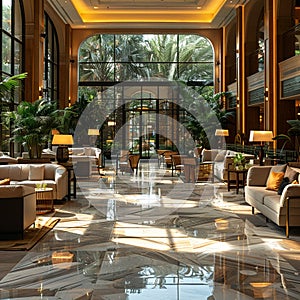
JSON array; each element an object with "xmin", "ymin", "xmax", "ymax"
[{"xmin": 4, "ymin": 98, "xmax": 61, "ymax": 158}]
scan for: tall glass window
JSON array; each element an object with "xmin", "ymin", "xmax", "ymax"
[
  {"xmin": 43, "ymin": 13, "xmax": 59, "ymax": 103},
  {"xmin": 0, "ymin": 0, "xmax": 24, "ymax": 153},
  {"xmin": 78, "ymin": 34, "xmax": 214, "ymax": 157}
]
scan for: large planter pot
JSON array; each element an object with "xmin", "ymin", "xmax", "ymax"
[{"xmin": 28, "ymin": 143, "xmax": 43, "ymax": 159}]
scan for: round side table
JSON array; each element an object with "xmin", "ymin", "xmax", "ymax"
[{"xmin": 35, "ymin": 187, "xmax": 54, "ymax": 214}]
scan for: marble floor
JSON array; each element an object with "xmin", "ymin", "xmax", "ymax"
[{"xmin": 0, "ymin": 160, "xmax": 300, "ymax": 299}]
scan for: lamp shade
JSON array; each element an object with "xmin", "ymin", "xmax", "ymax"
[
  {"xmin": 215, "ymin": 129, "xmax": 229, "ymax": 136},
  {"xmin": 249, "ymin": 130, "xmax": 273, "ymax": 142},
  {"xmin": 52, "ymin": 134, "xmax": 74, "ymax": 145},
  {"xmin": 88, "ymin": 129, "xmax": 100, "ymax": 135}
]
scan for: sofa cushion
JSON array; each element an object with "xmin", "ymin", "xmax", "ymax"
[
  {"xmin": 265, "ymin": 164, "xmax": 286, "ymax": 189},
  {"xmin": 245, "ymin": 186, "xmax": 275, "ymax": 204},
  {"xmin": 277, "ymin": 177, "xmax": 290, "ymax": 195},
  {"xmin": 28, "ymin": 165, "xmax": 45, "ymax": 180},
  {"xmin": 266, "ymin": 171, "xmax": 285, "ymax": 191},
  {"xmin": 284, "ymin": 165, "xmax": 299, "ymax": 183},
  {"xmin": 202, "ymin": 149, "xmax": 219, "ymax": 161},
  {"xmin": 264, "ymin": 195, "xmax": 281, "ymax": 212},
  {"xmin": 2, "ymin": 165, "xmax": 26, "ymax": 181},
  {"xmin": 247, "ymin": 166, "xmax": 271, "ymax": 186}
]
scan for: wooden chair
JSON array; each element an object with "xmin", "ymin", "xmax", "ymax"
[
  {"xmin": 163, "ymin": 151, "xmax": 178, "ymax": 168},
  {"xmin": 118, "ymin": 151, "xmax": 140, "ymax": 175},
  {"xmin": 171, "ymin": 154, "xmax": 187, "ymax": 176},
  {"xmin": 118, "ymin": 150, "xmax": 130, "ymax": 174},
  {"xmin": 183, "ymin": 157, "xmax": 197, "ymax": 183},
  {"xmin": 128, "ymin": 154, "xmax": 140, "ymax": 175}
]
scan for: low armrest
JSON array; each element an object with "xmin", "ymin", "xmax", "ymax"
[
  {"xmin": 246, "ymin": 166, "xmax": 272, "ymax": 186},
  {"xmin": 280, "ymin": 184, "xmax": 300, "ymax": 207},
  {"xmin": 55, "ymin": 166, "xmax": 67, "ymax": 181}
]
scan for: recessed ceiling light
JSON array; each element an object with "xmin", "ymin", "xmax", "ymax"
[
  {"xmin": 197, "ymin": 6, "xmax": 202, "ymax": 10},
  {"xmin": 94, "ymin": 6, "xmax": 99, "ymax": 9}
]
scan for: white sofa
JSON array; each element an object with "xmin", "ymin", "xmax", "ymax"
[
  {"xmin": 245, "ymin": 164, "xmax": 300, "ymax": 237},
  {"xmin": 69, "ymin": 147, "xmax": 102, "ymax": 177},
  {"xmin": 0, "ymin": 163, "xmax": 68, "ymax": 201}
]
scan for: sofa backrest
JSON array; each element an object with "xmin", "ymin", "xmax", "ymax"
[
  {"xmin": 0, "ymin": 163, "xmax": 63, "ymax": 181},
  {"xmin": 70, "ymin": 147, "xmax": 101, "ymax": 157},
  {"xmin": 201, "ymin": 149, "xmax": 220, "ymax": 162},
  {"xmin": 0, "ymin": 164, "xmax": 27, "ymax": 180}
]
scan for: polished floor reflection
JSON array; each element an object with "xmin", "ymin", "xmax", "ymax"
[{"xmin": 0, "ymin": 160, "xmax": 300, "ymax": 299}]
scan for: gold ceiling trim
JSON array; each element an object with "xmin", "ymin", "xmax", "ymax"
[{"xmin": 71, "ymin": 0, "xmax": 227, "ymax": 23}]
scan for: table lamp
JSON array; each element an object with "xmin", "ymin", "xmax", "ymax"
[
  {"xmin": 88, "ymin": 129, "xmax": 100, "ymax": 136},
  {"xmin": 215, "ymin": 129, "xmax": 229, "ymax": 137},
  {"xmin": 215, "ymin": 129, "xmax": 229, "ymax": 148},
  {"xmin": 52, "ymin": 134, "xmax": 74, "ymax": 163},
  {"xmin": 249, "ymin": 130, "xmax": 273, "ymax": 166}
]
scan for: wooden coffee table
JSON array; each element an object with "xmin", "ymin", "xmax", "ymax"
[
  {"xmin": 35, "ymin": 187, "xmax": 54, "ymax": 214},
  {"xmin": 227, "ymin": 168, "xmax": 248, "ymax": 194}
]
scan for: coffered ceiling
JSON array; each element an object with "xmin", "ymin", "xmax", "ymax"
[{"xmin": 48, "ymin": 0, "xmax": 247, "ymax": 29}]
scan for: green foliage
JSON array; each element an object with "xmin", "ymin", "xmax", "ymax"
[
  {"xmin": 183, "ymin": 90, "xmax": 233, "ymax": 148},
  {"xmin": 0, "ymin": 72, "xmax": 27, "ymax": 99},
  {"xmin": 79, "ymin": 34, "xmax": 214, "ymax": 82},
  {"xmin": 3, "ymin": 99, "xmax": 61, "ymax": 158},
  {"xmin": 233, "ymin": 153, "xmax": 247, "ymax": 170},
  {"xmin": 273, "ymin": 119, "xmax": 300, "ymax": 158},
  {"xmin": 58, "ymin": 94, "xmax": 92, "ymax": 134}
]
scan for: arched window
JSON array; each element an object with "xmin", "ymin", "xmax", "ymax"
[
  {"xmin": 43, "ymin": 13, "xmax": 59, "ymax": 103},
  {"xmin": 77, "ymin": 34, "xmax": 215, "ymax": 157},
  {"xmin": 0, "ymin": 0, "xmax": 25, "ymax": 152}
]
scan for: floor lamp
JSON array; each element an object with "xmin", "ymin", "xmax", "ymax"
[
  {"xmin": 88, "ymin": 128, "xmax": 105, "ymax": 175},
  {"xmin": 249, "ymin": 130, "xmax": 273, "ymax": 166}
]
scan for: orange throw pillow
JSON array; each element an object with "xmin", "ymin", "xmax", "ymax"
[
  {"xmin": 266, "ymin": 172, "xmax": 284, "ymax": 191},
  {"xmin": 0, "ymin": 178, "xmax": 10, "ymax": 185}
]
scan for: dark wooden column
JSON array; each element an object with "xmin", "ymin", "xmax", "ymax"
[
  {"xmin": 264, "ymin": 0, "xmax": 276, "ymax": 133},
  {"xmin": 236, "ymin": 5, "xmax": 246, "ymax": 136}
]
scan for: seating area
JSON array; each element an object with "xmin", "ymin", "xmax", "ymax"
[
  {"xmin": 0, "ymin": 164, "xmax": 68, "ymax": 201},
  {"xmin": 245, "ymin": 163, "xmax": 300, "ymax": 237}
]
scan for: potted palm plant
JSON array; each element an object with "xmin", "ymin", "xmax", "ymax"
[{"xmin": 4, "ymin": 98, "xmax": 61, "ymax": 158}]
